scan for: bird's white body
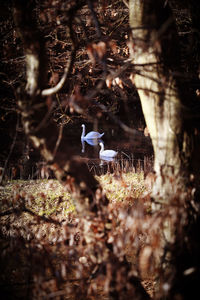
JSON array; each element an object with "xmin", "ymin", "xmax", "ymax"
[
  {"xmin": 81, "ymin": 124, "xmax": 104, "ymax": 140},
  {"xmin": 99, "ymin": 142, "xmax": 118, "ymax": 158}
]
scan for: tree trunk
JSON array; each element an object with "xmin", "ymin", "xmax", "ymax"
[
  {"xmin": 129, "ymin": 1, "xmax": 200, "ymax": 299},
  {"xmin": 129, "ymin": 0, "xmax": 189, "ymax": 201}
]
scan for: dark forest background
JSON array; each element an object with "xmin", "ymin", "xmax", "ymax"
[{"xmin": 0, "ymin": 0, "xmax": 150, "ymax": 180}]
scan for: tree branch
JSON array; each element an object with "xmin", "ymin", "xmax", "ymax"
[
  {"xmin": 0, "ymin": 113, "xmax": 19, "ymax": 185},
  {"xmin": 41, "ymin": 49, "xmax": 76, "ymax": 96},
  {"xmin": 0, "ymin": 206, "xmax": 61, "ymax": 225}
]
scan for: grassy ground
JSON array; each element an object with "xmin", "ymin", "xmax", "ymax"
[
  {"xmin": 97, "ymin": 172, "xmax": 146, "ymax": 202},
  {"xmin": 0, "ymin": 179, "xmax": 74, "ymax": 217},
  {"xmin": 0, "ymin": 171, "xmax": 147, "ymax": 217},
  {"xmin": 0, "ymin": 173, "xmax": 155, "ymax": 299}
]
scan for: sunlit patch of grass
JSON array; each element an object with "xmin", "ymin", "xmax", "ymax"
[
  {"xmin": 0, "ymin": 172, "xmax": 147, "ymax": 217},
  {"xmin": 0, "ymin": 179, "xmax": 75, "ymax": 217},
  {"xmin": 96, "ymin": 171, "xmax": 146, "ymax": 204}
]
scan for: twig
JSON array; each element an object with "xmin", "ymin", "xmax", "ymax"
[
  {"xmin": 122, "ymin": 0, "xmax": 129, "ymax": 8},
  {"xmin": 53, "ymin": 124, "xmax": 64, "ymax": 159},
  {"xmin": 41, "ymin": 1, "xmax": 86, "ymax": 96},
  {"xmin": 33, "ymin": 102, "xmax": 55, "ymax": 133},
  {"xmin": 0, "ymin": 206, "xmax": 61, "ymax": 226},
  {"xmin": 87, "ymin": 0, "xmax": 107, "ymax": 73},
  {"xmin": 87, "ymin": 0, "xmax": 102, "ymax": 39},
  {"xmin": 41, "ymin": 50, "xmax": 76, "ymax": 96},
  {"xmin": 0, "ymin": 113, "xmax": 19, "ymax": 185}
]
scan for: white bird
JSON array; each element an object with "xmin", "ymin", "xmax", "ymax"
[
  {"xmin": 81, "ymin": 124, "xmax": 104, "ymax": 140},
  {"xmin": 81, "ymin": 138, "xmax": 103, "ymax": 153},
  {"xmin": 99, "ymin": 142, "xmax": 118, "ymax": 158}
]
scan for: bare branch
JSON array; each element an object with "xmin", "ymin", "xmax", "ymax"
[
  {"xmin": 122, "ymin": 0, "xmax": 129, "ymax": 8},
  {"xmin": 0, "ymin": 114, "xmax": 19, "ymax": 185},
  {"xmin": 52, "ymin": 124, "xmax": 64, "ymax": 159},
  {"xmin": 87, "ymin": 0, "xmax": 102, "ymax": 39},
  {"xmin": 41, "ymin": 50, "xmax": 76, "ymax": 96},
  {"xmin": 0, "ymin": 206, "xmax": 61, "ymax": 225}
]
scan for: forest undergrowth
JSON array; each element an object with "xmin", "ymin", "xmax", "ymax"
[{"xmin": 0, "ymin": 170, "xmax": 155, "ymax": 299}]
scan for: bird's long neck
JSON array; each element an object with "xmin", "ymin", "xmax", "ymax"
[
  {"xmin": 81, "ymin": 125, "xmax": 85, "ymax": 139},
  {"xmin": 100, "ymin": 143, "xmax": 104, "ymax": 153},
  {"xmin": 81, "ymin": 140, "xmax": 85, "ymax": 152}
]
